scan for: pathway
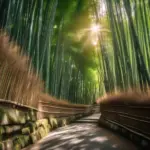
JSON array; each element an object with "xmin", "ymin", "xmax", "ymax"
[{"xmin": 23, "ymin": 114, "xmax": 138, "ymax": 150}]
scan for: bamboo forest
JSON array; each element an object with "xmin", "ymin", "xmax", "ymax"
[
  {"xmin": 1, "ymin": 0, "xmax": 150, "ymax": 104},
  {"xmin": 0, "ymin": 0, "xmax": 150, "ymax": 149}
]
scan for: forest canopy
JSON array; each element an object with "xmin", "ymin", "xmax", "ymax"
[{"xmin": 0, "ymin": 0, "xmax": 149, "ymax": 104}]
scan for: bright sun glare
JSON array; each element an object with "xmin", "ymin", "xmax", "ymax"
[
  {"xmin": 90, "ymin": 24, "xmax": 100, "ymax": 46},
  {"xmin": 91, "ymin": 24, "xmax": 100, "ymax": 33},
  {"xmin": 92, "ymin": 39, "xmax": 98, "ymax": 46}
]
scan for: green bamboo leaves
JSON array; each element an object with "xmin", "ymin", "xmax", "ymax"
[
  {"xmin": 96, "ymin": 0, "xmax": 150, "ymax": 92},
  {"xmin": 0, "ymin": 0, "xmax": 98, "ymax": 105}
]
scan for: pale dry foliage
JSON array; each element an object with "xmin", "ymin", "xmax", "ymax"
[
  {"xmin": 0, "ymin": 32, "xmax": 43, "ymax": 108},
  {"xmin": 96, "ymin": 89, "xmax": 150, "ymax": 104},
  {"xmin": 0, "ymin": 32, "xmax": 88, "ymax": 109},
  {"xmin": 40, "ymin": 93, "xmax": 69, "ymax": 104},
  {"xmin": 40, "ymin": 93, "xmax": 88, "ymax": 108}
]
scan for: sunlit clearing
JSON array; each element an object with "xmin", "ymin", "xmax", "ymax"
[
  {"xmin": 92, "ymin": 38, "xmax": 98, "ymax": 46},
  {"xmin": 91, "ymin": 24, "xmax": 100, "ymax": 33},
  {"xmin": 90, "ymin": 25, "xmax": 100, "ymax": 46},
  {"xmin": 99, "ymin": 0, "xmax": 107, "ymax": 16}
]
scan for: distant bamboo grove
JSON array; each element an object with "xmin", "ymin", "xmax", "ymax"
[
  {"xmin": 0, "ymin": 0, "xmax": 97, "ymax": 105},
  {"xmin": 0, "ymin": 0, "xmax": 149, "ymax": 105},
  {"xmin": 96, "ymin": 0, "xmax": 150, "ymax": 92}
]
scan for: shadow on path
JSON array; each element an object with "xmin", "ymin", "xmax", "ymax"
[{"xmin": 24, "ymin": 114, "xmax": 139, "ymax": 150}]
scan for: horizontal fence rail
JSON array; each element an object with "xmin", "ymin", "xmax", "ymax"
[
  {"xmin": 38, "ymin": 100, "xmax": 91, "ymax": 118},
  {"xmin": 99, "ymin": 102, "xmax": 150, "ymax": 149}
]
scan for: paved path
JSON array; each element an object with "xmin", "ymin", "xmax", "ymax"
[{"xmin": 23, "ymin": 114, "xmax": 138, "ymax": 150}]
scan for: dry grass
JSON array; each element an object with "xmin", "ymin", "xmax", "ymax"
[
  {"xmin": 40, "ymin": 93, "xmax": 89, "ymax": 108},
  {"xmin": 0, "ymin": 31, "xmax": 43, "ymax": 108},
  {"xmin": 96, "ymin": 89, "xmax": 150, "ymax": 105},
  {"xmin": 40, "ymin": 93, "xmax": 69, "ymax": 104},
  {"xmin": 0, "ymin": 31, "xmax": 88, "ymax": 109}
]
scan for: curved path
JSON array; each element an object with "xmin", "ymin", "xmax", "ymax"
[{"xmin": 23, "ymin": 114, "xmax": 138, "ymax": 150}]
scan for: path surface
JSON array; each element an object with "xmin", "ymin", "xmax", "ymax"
[{"xmin": 23, "ymin": 114, "xmax": 138, "ymax": 150}]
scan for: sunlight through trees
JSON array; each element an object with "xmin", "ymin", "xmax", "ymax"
[{"xmin": 0, "ymin": 0, "xmax": 149, "ymax": 104}]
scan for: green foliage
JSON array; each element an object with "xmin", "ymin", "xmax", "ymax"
[
  {"xmin": 2, "ymin": 0, "xmax": 150, "ymax": 105},
  {"xmin": 0, "ymin": 0, "xmax": 101, "ymax": 104},
  {"xmin": 95, "ymin": 0, "xmax": 150, "ymax": 93}
]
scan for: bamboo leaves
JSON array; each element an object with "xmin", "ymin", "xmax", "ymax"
[
  {"xmin": 0, "ymin": 0, "xmax": 98, "ymax": 105},
  {"xmin": 97, "ymin": 0, "xmax": 150, "ymax": 92}
]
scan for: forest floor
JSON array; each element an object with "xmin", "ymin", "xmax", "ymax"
[{"xmin": 23, "ymin": 114, "xmax": 138, "ymax": 150}]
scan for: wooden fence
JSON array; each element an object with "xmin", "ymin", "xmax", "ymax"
[{"xmin": 99, "ymin": 101, "xmax": 150, "ymax": 149}]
